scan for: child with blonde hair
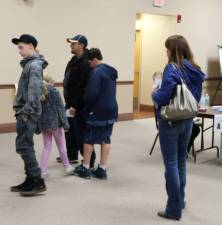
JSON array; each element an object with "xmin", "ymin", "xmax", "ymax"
[
  {"xmin": 152, "ymin": 71, "xmax": 163, "ymax": 90},
  {"xmin": 40, "ymin": 75, "xmax": 73, "ymax": 176}
]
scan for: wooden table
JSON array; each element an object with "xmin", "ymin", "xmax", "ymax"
[{"xmin": 195, "ymin": 107, "xmax": 220, "ymax": 162}]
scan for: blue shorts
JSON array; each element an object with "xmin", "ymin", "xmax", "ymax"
[{"xmin": 84, "ymin": 124, "xmax": 114, "ymax": 144}]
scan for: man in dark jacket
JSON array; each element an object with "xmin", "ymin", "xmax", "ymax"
[
  {"xmin": 74, "ymin": 48, "xmax": 118, "ymax": 180},
  {"xmin": 11, "ymin": 34, "xmax": 47, "ymax": 196},
  {"xmin": 58, "ymin": 34, "xmax": 96, "ymax": 168}
]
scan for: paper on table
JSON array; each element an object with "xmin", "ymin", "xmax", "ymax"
[
  {"xmin": 214, "ymin": 114, "xmax": 222, "ymax": 133},
  {"xmin": 212, "ymin": 106, "xmax": 222, "ymax": 112}
]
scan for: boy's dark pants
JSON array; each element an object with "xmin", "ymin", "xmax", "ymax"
[{"xmin": 16, "ymin": 115, "xmax": 41, "ymax": 178}]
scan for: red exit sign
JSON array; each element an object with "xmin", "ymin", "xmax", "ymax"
[{"xmin": 153, "ymin": 0, "xmax": 165, "ymax": 7}]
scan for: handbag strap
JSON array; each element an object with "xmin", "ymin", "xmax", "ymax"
[
  {"xmin": 171, "ymin": 63, "xmax": 196, "ymax": 100},
  {"xmin": 171, "ymin": 63, "xmax": 188, "ymax": 86}
]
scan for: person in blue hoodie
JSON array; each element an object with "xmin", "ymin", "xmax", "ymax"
[
  {"xmin": 74, "ymin": 48, "xmax": 118, "ymax": 180},
  {"xmin": 152, "ymin": 35, "xmax": 205, "ymax": 220}
]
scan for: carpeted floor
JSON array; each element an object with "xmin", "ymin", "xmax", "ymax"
[{"xmin": 0, "ymin": 118, "xmax": 222, "ymax": 225}]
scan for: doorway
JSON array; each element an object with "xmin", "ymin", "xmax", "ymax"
[{"xmin": 133, "ymin": 13, "xmax": 177, "ymax": 118}]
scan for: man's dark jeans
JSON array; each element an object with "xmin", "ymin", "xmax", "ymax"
[
  {"xmin": 16, "ymin": 115, "xmax": 41, "ymax": 178},
  {"xmin": 65, "ymin": 117, "xmax": 79, "ymax": 160},
  {"xmin": 158, "ymin": 119, "xmax": 193, "ymax": 219},
  {"xmin": 75, "ymin": 110, "xmax": 96, "ymax": 167}
]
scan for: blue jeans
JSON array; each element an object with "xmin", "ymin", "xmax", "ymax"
[{"xmin": 158, "ymin": 119, "xmax": 193, "ymax": 218}]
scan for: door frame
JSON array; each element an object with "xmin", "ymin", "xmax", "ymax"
[{"xmin": 133, "ymin": 28, "xmax": 143, "ymax": 112}]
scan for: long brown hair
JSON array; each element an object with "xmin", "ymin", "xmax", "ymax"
[{"xmin": 165, "ymin": 35, "xmax": 200, "ymax": 69}]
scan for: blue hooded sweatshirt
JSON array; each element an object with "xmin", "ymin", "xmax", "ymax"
[
  {"xmin": 152, "ymin": 60, "xmax": 205, "ymax": 119},
  {"xmin": 84, "ymin": 63, "xmax": 118, "ymax": 126}
]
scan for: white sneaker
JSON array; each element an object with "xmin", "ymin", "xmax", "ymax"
[
  {"xmin": 42, "ymin": 171, "xmax": 49, "ymax": 179},
  {"xmin": 64, "ymin": 165, "xmax": 74, "ymax": 175}
]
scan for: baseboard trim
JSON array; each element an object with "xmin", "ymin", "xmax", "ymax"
[
  {"xmin": 0, "ymin": 113, "xmax": 134, "ymax": 134},
  {"xmin": 0, "ymin": 123, "xmax": 16, "ymax": 133},
  {"xmin": 139, "ymin": 104, "xmax": 154, "ymax": 112},
  {"xmin": 118, "ymin": 113, "xmax": 134, "ymax": 122}
]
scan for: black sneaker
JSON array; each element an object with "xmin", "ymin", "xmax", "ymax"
[
  {"xmin": 20, "ymin": 178, "xmax": 47, "ymax": 196},
  {"xmin": 10, "ymin": 177, "xmax": 31, "ymax": 192},
  {"xmin": 57, "ymin": 157, "xmax": 78, "ymax": 164},
  {"xmin": 74, "ymin": 164, "xmax": 92, "ymax": 179},
  {"xmin": 92, "ymin": 167, "xmax": 107, "ymax": 180}
]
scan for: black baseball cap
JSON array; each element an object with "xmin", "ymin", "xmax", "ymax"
[
  {"xmin": 12, "ymin": 34, "xmax": 38, "ymax": 48},
  {"xmin": 67, "ymin": 34, "xmax": 88, "ymax": 47}
]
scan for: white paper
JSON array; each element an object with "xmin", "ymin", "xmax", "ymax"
[
  {"xmin": 66, "ymin": 109, "xmax": 74, "ymax": 118},
  {"xmin": 214, "ymin": 114, "xmax": 222, "ymax": 133}
]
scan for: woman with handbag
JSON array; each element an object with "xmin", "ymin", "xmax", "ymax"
[{"xmin": 152, "ymin": 35, "xmax": 205, "ymax": 220}]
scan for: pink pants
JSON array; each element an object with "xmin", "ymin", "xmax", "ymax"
[{"xmin": 41, "ymin": 128, "xmax": 70, "ymax": 173}]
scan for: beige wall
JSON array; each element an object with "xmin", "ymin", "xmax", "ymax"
[
  {"xmin": 0, "ymin": 84, "xmax": 133, "ymax": 124},
  {"xmin": 0, "ymin": 0, "xmax": 135, "ymax": 84},
  {"xmin": 0, "ymin": 89, "xmax": 15, "ymax": 123},
  {"xmin": 1, "ymin": 0, "xmax": 222, "ymax": 83},
  {"xmin": 0, "ymin": 0, "xmax": 222, "ymax": 124},
  {"xmin": 135, "ymin": 0, "xmax": 222, "ymax": 75},
  {"xmin": 0, "ymin": 0, "xmax": 135, "ymax": 123}
]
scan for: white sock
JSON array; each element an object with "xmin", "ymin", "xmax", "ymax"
[
  {"xmin": 99, "ymin": 164, "xmax": 107, "ymax": 170},
  {"xmin": 83, "ymin": 164, "xmax": 89, "ymax": 169}
]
